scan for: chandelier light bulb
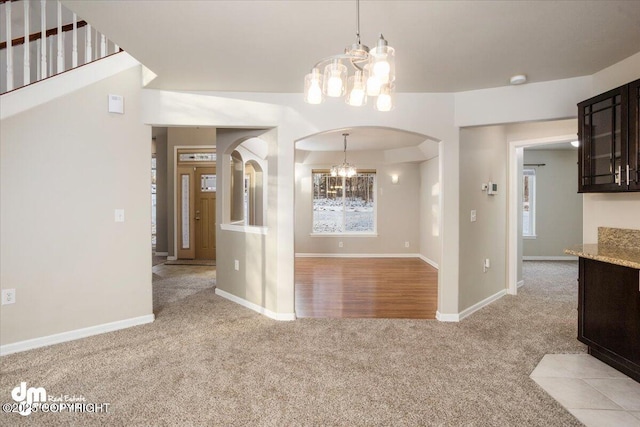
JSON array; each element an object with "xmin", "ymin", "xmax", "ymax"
[
  {"xmin": 323, "ymin": 61, "xmax": 347, "ymax": 98},
  {"xmin": 376, "ymin": 93, "xmax": 392, "ymax": 111},
  {"xmin": 304, "ymin": 68, "xmax": 324, "ymax": 104},
  {"xmin": 365, "ymin": 64, "xmax": 381, "ymax": 96},
  {"xmin": 307, "ymin": 81, "xmax": 323, "ymax": 104},
  {"xmin": 327, "ymin": 74, "xmax": 344, "ymax": 97},
  {"xmin": 373, "ymin": 58, "xmax": 390, "ymax": 81},
  {"xmin": 346, "ymin": 71, "xmax": 367, "ymax": 106},
  {"xmin": 376, "ymin": 84, "xmax": 393, "ymax": 112},
  {"xmin": 348, "ymin": 87, "xmax": 365, "ymax": 106}
]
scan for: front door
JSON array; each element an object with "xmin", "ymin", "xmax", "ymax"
[{"xmin": 195, "ymin": 167, "xmax": 216, "ymax": 260}]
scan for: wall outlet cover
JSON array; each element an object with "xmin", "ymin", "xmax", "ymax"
[{"xmin": 1, "ymin": 289, "xmax": 16, "ymax": 305}]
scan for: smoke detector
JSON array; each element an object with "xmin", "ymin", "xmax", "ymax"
[{"xmin": 510, "ymin": 74, "xmax": 527, "ymax": 85}]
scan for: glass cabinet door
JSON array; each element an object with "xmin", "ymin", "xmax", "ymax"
[
  {"xmin": 628, "ymin": 79, "xmax": 640, "ymax": 191},
  {"xmin": 578, "ymin": 86, "xmax": 628, "ymax": 192}
]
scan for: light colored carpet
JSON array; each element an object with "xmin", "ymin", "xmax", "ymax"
[{"xmin": 0, "ymin": 261, "xmax": 585, "ymax": 426}]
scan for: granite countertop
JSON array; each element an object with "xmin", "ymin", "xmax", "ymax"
[
  {"xmin": 564, "ymin": 227, "xmax": 640, "ymax": 269},
  {"xmin": 565, "ymin": 243, "xmax": 640, "ymax": 269}
]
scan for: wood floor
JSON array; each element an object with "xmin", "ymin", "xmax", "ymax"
[{"xmin": 295, "ymin": 257, "xmax": 438, "ymax": 319}]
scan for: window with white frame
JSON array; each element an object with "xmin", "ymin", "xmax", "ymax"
[
  {"xmin": 522, "ymin": 169, "xmax": 536, "ymax": 238},
  {"xmin": 312, "ymin": 170, "xmax": 376, "ymax": 234}
]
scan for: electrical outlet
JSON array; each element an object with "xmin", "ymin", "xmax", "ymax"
[
  {"xmin": 470, "ymin": 210, "xmax": 477, "ymax": 222},
  {"xmin": 404, "ymin": 241, "xmax": 410, "ymax": 248},
  {"xmin": 234, "ymin": 260, "xmax": 239, "ymax": 271},
  {"xmin": 483, "ymin": 258, "xmax": 490, "ymax": 273},
  {"xmin": 339, "ymin": 241, "xmax": 343, "ymax": 248},
  {"xmin": 1, "ymin": 289, "xmax": 16, "ymax": 305},
  {"xmin": 114, "ymin": 209, "xmax": 125, "ymax": 222}
]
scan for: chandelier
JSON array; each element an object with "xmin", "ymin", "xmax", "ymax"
[
  {"xmin": 303, "ymin": 0, "xmax": 395, "ymax": 111},
  {"xmin": 331, "ymin": 133, "xmax": 357, "ymax": 177}
]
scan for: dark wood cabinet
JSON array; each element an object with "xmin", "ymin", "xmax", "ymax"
[
  {"xmin": 578, "ymin": 78, "xmax": 640, "ymax": 193},
  {"xmin": 578, "ymin": 258, "xmax": 640, "ymax": 381},
  {"xmin": 629, "ymin": 79, "xmax": 640, "ymax": 191}
]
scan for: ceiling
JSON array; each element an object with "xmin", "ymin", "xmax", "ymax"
[
  {"xmin": 296, "ymin": 127, "xmax": 428, "ymax": 151},
  {"xmin": 62, "ymin": 0, "xmax": 640, "ymax": 93}
]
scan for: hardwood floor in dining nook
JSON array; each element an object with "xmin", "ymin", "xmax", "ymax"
[{"xmin": 295, "ymin": 257, "xmax": 438, "ymax": 319}]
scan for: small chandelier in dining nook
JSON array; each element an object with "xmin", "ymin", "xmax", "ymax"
[
  {"xmin": 303, "ymin": 0, "xmax": 396, "ymax": 111},
  {"xmin": 331, "ymin": 133, "xmax": 357, "ymax": 177}
]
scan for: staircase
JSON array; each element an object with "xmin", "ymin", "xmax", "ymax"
[{"xmin": 1, "ymin": 0, "xmax": 121, "ymax": 94}]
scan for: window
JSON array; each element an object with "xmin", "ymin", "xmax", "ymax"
[
  {"xmin": 312, "ymin": 170, "xmax": 376, "ymax": 234},
  {"xmin": 522, "ymin": 169, "xmax": 536, "ymax": 238}
]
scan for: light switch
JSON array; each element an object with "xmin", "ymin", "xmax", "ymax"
[
  {"xmin": 470, "ymin": 210, "xmax": 477, "ymax": 222},
  {"xmin": 115, "ymin": 209, "xmax": 125, "ymax": 222}
]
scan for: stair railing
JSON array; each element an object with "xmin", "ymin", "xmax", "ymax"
[{"xmin": 1, "ymin": 0, "xmax": 121, "ymax": 94}]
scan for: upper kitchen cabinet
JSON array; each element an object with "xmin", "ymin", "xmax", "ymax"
[
  {"xmin": 628, "ymin": 79, "xmax": 640, "ymax": 191},
  {"xmin": 578, "ymin": 78, "xmax": 640, "ymax": 193}
]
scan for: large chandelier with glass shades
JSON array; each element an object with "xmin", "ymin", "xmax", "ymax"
[
  {"xmin": 331, "ymin": 133, "xmax": 357, "ymax": 177},
  {"xmin": 303, "ymin": 0, "xmax": 396, "ymax": 111}
]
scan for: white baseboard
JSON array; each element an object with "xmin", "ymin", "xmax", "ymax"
[
  {"xmin": 166, "ymin": 256, "xmax": 177, "ymax": 261},
  {"xmin": 522, "ymin": 256, "xmax": 578, "ymax": 261},
  {"xmin": 517, "ymin": 280, "xmax": 524, "ymax": 288},
  {"xmin": 436, "ymin": 311, "xmax": 459, "ymax": 322},
  {"xmin": 418, "ymin": 254, "xmax": 439, "ymax": 269},
  {"xmin": 295, "ymin": 253, "xmax": 421, "ymax": 259},
  {"xmin": 437, "ymin": 289, "xmax": 508, "ymax": 322},
  {"xmin": 0, "ymin": 314, "xmax": 155, "ymax": 356},
  {"xmin": 215, "ymin": 288, "xmax": 296, "ymax": 321},
  {"xmin": 458, "ymin": 289, "xmax": 507, "ymax": 321},
  {"xmin": 154, "ymin": 251, "xmax": 168, "ymax": 256}
]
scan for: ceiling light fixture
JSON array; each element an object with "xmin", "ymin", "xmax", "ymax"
[
  {"xmin": 510, "ymin": 74, "xmax": 527, "ymax": 85},
  {"xmin": 331, "ymin": 133, "xmax": 357, "ymax": 177},
  {"xmin": 304, "ymin": 0, "xmax": 395, "ymax": 111}
]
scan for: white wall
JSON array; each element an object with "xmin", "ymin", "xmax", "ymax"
[
  {"xmin": 523, "ymin": 149, "xmax": 583, "ymax": 257},
  {"xmin": 295, "ymin": 151, "xmax": 421, "ymax": 255},
  {"xmin": 420, "ymin": 157, "xmax": 440, "ymax": 267},
  {"xmin": 0, "ymin": 65, "xmax": 152, "ymax": 346}
]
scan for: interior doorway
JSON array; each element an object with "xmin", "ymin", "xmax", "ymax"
[{"xmin": 507, "ymin": 134, "xmax": 582, "ymax": 294}]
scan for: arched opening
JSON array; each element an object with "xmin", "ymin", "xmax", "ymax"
[
  {"xmin": 294, "ymin": 126, "xmax": 441, "ymax": 319},
  {"xmin": 224, "ymin": 137, "xmax": 269, "ymax": 229}
]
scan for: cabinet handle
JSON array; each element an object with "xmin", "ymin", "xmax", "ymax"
[
  {"xmin": 627, "ymin": 164, "xmax": 630, "ymax": 186},
  {"xmin": 615, "ymin": 166, "xmax": 622, "ymax": 185}
]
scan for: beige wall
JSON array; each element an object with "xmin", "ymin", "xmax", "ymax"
[
  {"xmin": 0, "ymin": 66, "xmax": 152, "ymax": 345},
  {"xmin": 458, "ymin": 126, "xmax": 508, "ymax": 311},
  {"xmin": 294, "ymin": 151, "xmax": 421, "ymax": 255},
  {"xmin": 166, "ymin": 127, "xmax": 217, "ymax": 257},
  {"xmin": 523, "ymin": 149, "xmax": 583, "ymax": 257},
  {"xmin": 153, "ymin": 128, "xmax": 168, "ymax": 253},
  {"xmin": 215, "ymin": 128, "xmax": 283, "ymax": 314},
  {"xmin": 420, "ymin": 157, "xmax": 440, "ymax": 266}
]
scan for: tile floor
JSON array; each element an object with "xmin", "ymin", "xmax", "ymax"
[{"xmin": 531, "ymin": 354, "xmax": 640, "ymax": 427}]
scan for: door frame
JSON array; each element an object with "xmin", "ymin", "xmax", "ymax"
[
  {"xmin": 506, "ymin": 134, "xmax": 577, "ymax": 295},
  {"xmin": 173, "ymin": 145, "xmax": 216, "ymax": 260}
]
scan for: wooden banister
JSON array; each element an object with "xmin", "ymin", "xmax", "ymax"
[{"xmin": 0, "ymin": 20, "xmax": 88, "ymax": 50}]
